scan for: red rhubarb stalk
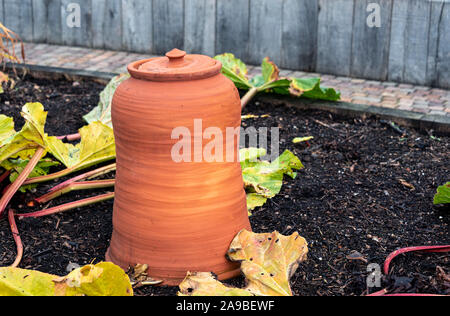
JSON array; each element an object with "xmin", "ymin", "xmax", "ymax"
[
  {"xmin": 36, "ymin": 179, "xmax": 116, "ymax": 204},
  {"xmin": 48, "ymin": 163, "xmax": 116, "ymax": 193},
  {"xmin": 18, "ymin": 192, "xmax": 115, "ymax": 218},
  {"xmin": 56, "ymin": 133, "xmax": 81, "ymax": 141},
  {"xmin": 0, "ymin": 147, "xmax": 45, "ymax": 218},
  {"xmin": 384, "ymin": 245, "xmax": 450, "ymax": 275},
  {"xmin": 8, "ymin": 209, "xmax": 23, "ymax": 268}
]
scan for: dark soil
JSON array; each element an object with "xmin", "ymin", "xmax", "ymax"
[{"xmin": 0, "ymin": 73, "xmax": 448, "ymax": 296}]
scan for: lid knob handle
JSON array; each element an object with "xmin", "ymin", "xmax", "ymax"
[{"xmin": 166, "ymin": 49, "xmax": 186, "ymax": 66}]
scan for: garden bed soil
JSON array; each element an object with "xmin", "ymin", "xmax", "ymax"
[{"xmin": 0, "ymin": 73, "xmax": 448, "ymax": 296}]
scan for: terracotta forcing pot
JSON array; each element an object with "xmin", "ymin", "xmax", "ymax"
[{"xmin": 106, "ymin": 49, "xmax": 251, "ymax": 286}]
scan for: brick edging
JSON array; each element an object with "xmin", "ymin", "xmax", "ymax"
[{"xmin": 6, "ymin": 63, "xmax": 450, "ymax": 135}]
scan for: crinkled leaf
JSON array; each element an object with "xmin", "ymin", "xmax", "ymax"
[
  {"xmin": 246, "ymin": 193, "xmax": 268, "ymax": 215},
  {"xmin": 83, "ymin": 74, "xmax": 130, "ymax": 128},
  {"xmin": 227, "ymin": 230, "xmax": 308, "ymax": 296},
  {"xmin": 178, "ymin": 230, "xmax": 308, "ymax": 297},
  {"xmin": 0, "ymin": 262, "xmax": 133, "ymax": 296},
  {"xmin": 0, "ymin": 115, "xmax": 15, "ymax": 146},
  {"xmin": 293, "ymin": 136, "xmax": 314, "ymax": 144},
  {"xmin": 242, "ymin": 150, "xmax": 304, "ymax": 199},
  {"xmin": 214, "ymin": 53, "xmax": 253, "ymax": 90},
  {"xmin": 0, "ymin": 103, "xmax": 48, "ymax": 164},
  {"xmin": 289, "ymin": 78, "xmax": 340, "ymax": 101},
  {"xmin": 262, "ymin": 57, "xmax": 280, "ymax": 84},
  {"xmin": 434, "ymin": 182, "xmax": 450, "ymax": 205},
  {"xmin": 46, "ymin": 122, "xmax": 115, "ymax": 171},
  {"xmin": 178, "ymin": 272, "xmax": 253, "ymax": 296}
]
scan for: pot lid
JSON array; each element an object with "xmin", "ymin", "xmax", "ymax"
[{"xmin": 127, "ymin": 48, "xmax": 222, "ymax": 82}]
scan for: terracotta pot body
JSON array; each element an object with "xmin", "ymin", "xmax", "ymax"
[{"xmin": 106, "ymin": 49, "xmax": 251, "ymax": 286}]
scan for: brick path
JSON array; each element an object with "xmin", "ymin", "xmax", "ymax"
[{"xmin": 13, "ymin": 43, "xmax": 450, "ymax": 118}]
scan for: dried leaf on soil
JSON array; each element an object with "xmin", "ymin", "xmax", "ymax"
[{"xmin": 178, "ymin": 230, "xmax": 308, "ymax": 296}]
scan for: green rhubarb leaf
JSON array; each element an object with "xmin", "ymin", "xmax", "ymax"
[
  {"xmin": 0, "ymin": 103, "xmax": 48, "ymax": 164},
  {"xmin": 0, "ymin": 262, "xmax": 133, "ymax": 296},
  {"xmin": 214, "ymin": 53, "xmax": 253, "ymax": 90},
  {"xmin": 178, "ymin": 230, "xmax": 308, "ymax": 296},
  {"xmin": 1, "ymin": 158, "xmax": 60, "ymax": 192},
  {"xmin": 83, "ymin": 73, "xmax": 130, "ymax": 128},
  {"xmin": 241, "ymin": 149, "xmax": 303, "ymax": 212},
  {"xmin": 433, "ymin": 182, "xmax": 450, "ymax": 205},
  {"xmin": 46, "ymin": 122, "xmax": 115, "ymax": 171},
  {"xmin": 289, "ymin": 78, "xmax": 340, "ymax": 101}
]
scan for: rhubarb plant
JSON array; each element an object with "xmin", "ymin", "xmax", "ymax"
[
  {"xmin": 240, "ymin": 148, "xmax": 304, "ymax": 214},
  {"xmin": 83, "ymin": 73, "xmax": 130, "ymax": 128},
  {"xmin": 178, "ymin": 229, "xmax": 308, "ymax": 296},
  {"xmin": 214, "ymin": 53, "xmax": 340, "ymax": 108}
]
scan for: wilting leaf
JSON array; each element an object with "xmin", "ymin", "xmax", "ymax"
[
  {"xmin": 0, "ymin": 103, "xmax": 48, "ymax": 164},
  {"xmin": 242, "ymin": 150, "xmax": 304, "ymax": 199},
  {"xmin": 434, "ymin": 182, "xmax": 450, "ymax": 205},
  {"xmin": 178, "ymin": 272, "xmax": 253, "ymax": 296},
  {"xmin": 0, "ymin": 115, "xmax": 15, "ymax": 146},
  {"xmin": 262, "ymin": 57, "xmax": 280, "ymax": 84},
  {"xmin": 293, "ymin": 136, "xmax": 314, "ymax": 144},
  {"xmin": 0, "ymin": 262, "xmax": 133, "ymax": 296},
  {"xmin": 214, "ymin": 53, "xmax": 253, "ymax": 90},
  {"xmin": 46, "ymin": 122, "xmax": 115, "ymax": 171},
  {"xmin": 83, "ymin": 74, "xmax": 130, "ymax": 128},
  {"xmin": 1, "ymin": 158, "xmax": 59, "ymax": 192},
  {"xmin": 0, "ymin": 71, "xmax": 9, "ymax": 94},
  {"xmin": 178, "ymin": 230, "xmax": 308, "ymax": 296},
  {"xmin": 127, "ymin": 264, "xmax": 163, "ymax": 287},
  {"xmin": 246, "ymin": 193, "xmax": 268, "ymax": 214},
  {"xmin": 228, "ymin": 230, "xmax": 308, "ymax": 296}
]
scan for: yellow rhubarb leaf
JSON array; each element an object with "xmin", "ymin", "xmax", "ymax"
[
  {"xmin": 0, "ymin": 115, "xmax": 15, "ymax": 146},
  {"xmin": 0, "ymin": 103, "xmax": 48, "ymax": 164},
  {"xmin": 0, "ymin": 262, "xmax": 133, "ymax": 296},
  {"xmin": 46, "ymin": 121, "xmax": 115, "ymax": 171},
  {"xmin": 228, "ymin": 230, "xmax": 308, "ymax": 296}
]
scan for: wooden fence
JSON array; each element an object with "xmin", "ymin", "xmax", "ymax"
[{"xmin": 0, "ymin": 0, "xmax": 449, "ymax": 88}]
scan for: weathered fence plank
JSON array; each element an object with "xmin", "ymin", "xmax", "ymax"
[
  {"xmin": 61, "ymin": 0, "xmax": 92, "ymax": 47},
  {"xmin": 248, "ymin": 0, "xmax": 283, "ymax": 65},
  {"xmin": 351, "ymin": 0, "xmax": 392, "ymax": 80},
  {"xmin": 281, "ymin": 0, "xmax": 318, "ymax": 71},
  {"xmin": 215, "ymin": 0, "xmax": 250, "ymax": 61},
  {"xmin": 184, "ymin": 0, "xmax": 215, "ymax": 56},
  {"xmin": 388, "ymin": 0, "xmax": 431, "ymax": 85},
  {"xmin": 436, "ymin": 3, "xmax": 450, "ymax": 88},
  {"xmin": 91, "ymin": 0, "xmax": 122, "ymax": 50},
  {"xmin": 4, "ymin": 0, "xmax": 33, "ymax": 42},
  {"xmin": 32, "ymin": 0, "xmax": 48, "ymax": 43},
  {"xmin": 152, "ymin": 0, "xmax": 184, "ymax": 55},
  {"xmin": 122, "ymin": 0, "xmax": 152, "ymax": 53},
  {"xmin": 317, "ymin": 0, "xmax": 354, "ymax": 76},
  {"xmin": 45, "ymin": 0, "xmax": 62, "ymax": 45}
]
